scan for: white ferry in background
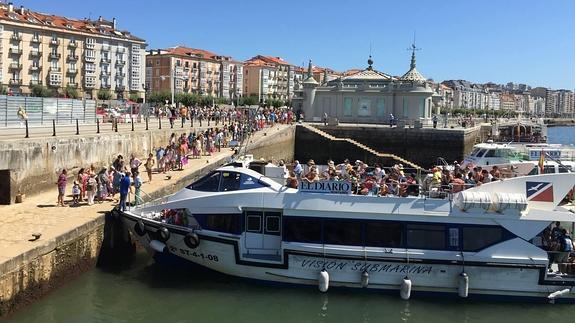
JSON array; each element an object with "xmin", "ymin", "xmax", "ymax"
[
  {"xmin": 461, "ymin": 141, "xmax": 575, "ymax": 177},
  {"xmin": 118, "ymin": 164, "xmax": 575, "ymax": 303}
]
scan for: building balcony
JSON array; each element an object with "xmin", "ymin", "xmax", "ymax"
[
  {"xmin": 9, "ymin": 63, "xmax": 22, "ymax": 70},
  {"xmin": 9, "ymin": 79, "xmax": 22, "ymax": 85},
  {"xmin": 84, "ymin": 56, "xmax": 96, "ymax": 62},
  {"xmin": 9, "ymin": 48, "xmax": 22, "ymax": 55},
  {"xmin": 85, "ymin": 43, "xmax": 95, "ymax": 49},
  {"xmin": 67, "ymin": 68, "xmax": 78, "ymax": 74},
  {"xmin": 49, "ymin": 79, "xmax": 62, "ymax": 87},
  {"xmin": 116, "ymin": 73, "xmax": 126, "ymax": 78},
  {"xmin": 101, "ymin": 46, "xmax": 110, "ymax": 52},
  {"xmin": 101, "ymin": 70, "xmax": 111, "ymax": 76},
  {"xmin": 50, "ymin": 39, "xmax": 60, "ymax": 46},
  {"xmin": 116, "ymin": 60, "xmax": 126, "ymax": 66},
  {"xmin": 101, "ymin": 83, "xmax": 111, "ymax": 89},
  {"xmin": 117, "ymin": 47, "xmax": 125, "ymax": 53},
  {"xmin": 67, "ymin": 54, "xmax": 78, "ymax": 61},
  {"xmin": 68, "ymin": 82, "xmax": 78, "ymax": 88},
  {"xmin": 30, "ymin": 37, "xmax": 41, "ymax": 44},
  {"xmin": 49, "ymin": 53, "xmax": 61, "ymax": 60},
  {"xmin": 10, "ymin": 34, "xmax": 22, "ymax": 42},
  {"xmin": 29, "ymin": 80, "xmax": 42, "ymax": 86},
  {"xmin": 29, "ymin": 65, "xmax": 41, "ymax": 71},
  {"xmin": 29, "ymin": 50, "xmax": 42, "ymax": 58},
  {"xmin": 115, "ymin": 85, "xmax": 126, "ymax": 92},
  {"xmin": 68, "ymin": 41, "xmax": 78, "ymax": 48},
  {"xmin": 49, "ymin": 67, "xmax": 62, "ymax": 73},
  {"xmin": 85, "ymin": 83, "xmax": 96, "ymax": 89},
  {"xmin": 100, "ymin": 57, "xmax": 111, "ymax": 64}
]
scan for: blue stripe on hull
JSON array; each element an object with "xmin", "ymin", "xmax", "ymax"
[{"xmin": 151, "ymin": 250, "xmax": 572, "ymax": 304}]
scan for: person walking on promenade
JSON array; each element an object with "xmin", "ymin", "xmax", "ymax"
[
  {"xmin": 56, "ymin": 169, "xmax": 67, "ymax": 206},
  {"xmin": 433, "ymin": 115, "xmax": 438, "ymax": 129},
  {"xmin": 119, "ymin": 172, "xmax": 131, "ymax": 212},
  {"xmin": 145, "ymin": 153, "xmax": 155, "ymax": 182}
]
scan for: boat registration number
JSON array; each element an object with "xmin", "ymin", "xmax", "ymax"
[{"xmin": 168, "ymin": 246, "xmax": 219, "ymax": 262}]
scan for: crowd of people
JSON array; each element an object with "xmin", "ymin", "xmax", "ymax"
[
  {"xmin": 284, "ymin": 158, "xmax": 506, "ymax": 198},
  {"xmin": 55, "ymin": 105, "xmax": 297, "ymax": 209}
]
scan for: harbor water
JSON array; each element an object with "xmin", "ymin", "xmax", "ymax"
[{"xmin": 7, "ymin": 126, "xmax": 575, "ymax": 323}]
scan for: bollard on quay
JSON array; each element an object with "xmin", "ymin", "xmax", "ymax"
[
  {"xmin": 76, "ymin": 119, "xmax": 79, "ymax": 135},
  {"xmin": 97, "ymin": 118, "xmax": 100, "ymax": 134},
  {"xmin": 52, "ymin": 119, "xmax": 56, "ymax": 136},
  {"xmin": 131, "ymin": 117, "xmax": 134, "ymax": 131},
  {"xmin": 146, "ymin": 117, "xmax": 149, "ymax": 130},
  {"xmin": 25, "ymin": 119, "xmax": 29, "ymax": 138}
]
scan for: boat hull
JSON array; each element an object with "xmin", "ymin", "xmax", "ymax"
[{"xmin": 121, "ymin": 212, "xmax": 575, "ymax": 303}]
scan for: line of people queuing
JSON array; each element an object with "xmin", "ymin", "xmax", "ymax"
[{"xmin": 55, "ymin": 105, "xmax": 290, "ymax": 209}]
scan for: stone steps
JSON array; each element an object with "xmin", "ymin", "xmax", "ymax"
[{"xmin": 301, "ymin": 124, "xmax": 423, "ymax": 170}]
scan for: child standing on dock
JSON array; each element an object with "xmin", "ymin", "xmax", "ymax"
[{"xmin": 72, "ymin": 181, "xmax": 80, "ymax": 206}]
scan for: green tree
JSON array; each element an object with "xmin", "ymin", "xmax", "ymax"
[
  {"xmin": 64, "ymin": 85, "xmax": 79, "ymax": 99},
  {"xmin": 30, "ymin": 84, "xmax": 52, "ymax": 97},
  {"xmin": 238, "ymin": 95, "xmax": 258, "ymax": 106},
  {"xmin": 0, "ymin": 85, "xmax": 7, "ymax": 95},
  {"xmin": 148, "ymin": 91, "xmax": 171, "ymax": 104},
  {"xmin": 128, "ymin": 91, "xmax": 140, "ymax": 102},
  {"xmin": 97, "ymin": 89, "xmax": 112, "ymax": 100}
]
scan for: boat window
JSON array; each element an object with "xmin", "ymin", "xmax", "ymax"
[
  {"xmin": 448, "ymin": 228, "xmax": 460, "ymax": 249},
  {"xmin": 283, "ymin": 217, "xmax": 322, "ymax": 243},
  {"xmin": 462, "ymin": 226, "xmax": 504, "ymax": 251},
  {"xmin": 239, "ymin": 173, "xmax": 269, "ymax": 190},
  {"xmin": 246, "ymin": 211, "xmax": 262, "ymax": 233},
  {"xmin": 187, "ymin": 171, "xmax": 221, "ymax": 191},
  {"xmin": 559, "ymin": 165, "xmax": 572, "ymax": 173},
  {"xmin": 470, "ymin": 148, "xmax": 480, "ymax": 157},
  {"xmin": 406, "ymin": 224, "xmax": 446, "ymax": 249},
  {"xmin": 495, "ymin": 149, "xmax": 511, "ymax": 158},
  {"xmin": 543, "ymin": 165, "xmax": 556, "ymax": 174},
  {"xmin": 220, "ymin": 171, "xmax": 241, "ymax": 192},
  {"xmin": 528, "ymin": 167, "xmax": 539, "ymax": 175},
  {"xmin": 477, "ymin": 149, "xmax": 487, "ymax": 157},
  {"xmin": 365, "ymin": 221, "xmax": 403, "ymax": 247},
  {"xmin": 483, "ymin": 149, "xmax": 496, "ymax": 158},
  {"xmin": 197, "ymin": 214, "xmax": 241, "ymax": 234},
  {"xmin": 323, "ymin": 219, "xmax": 363, "ymax": 246},
  {"xmin": 265, "ymin": 212, "xmax": 281, "ymax": 235}
]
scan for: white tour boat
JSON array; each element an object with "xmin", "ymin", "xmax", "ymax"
[
  {"xmin": 119, "ymin": 165, "xmax": 575, "ymax": 302},
  {"xmin": 461, "ymin": 142, "xmax": 575, "ymax": 177}
]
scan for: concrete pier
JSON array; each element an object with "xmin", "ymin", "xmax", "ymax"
[{"xmin": 0, "ymin": 124, "xmax": 294, "ymax": 317}]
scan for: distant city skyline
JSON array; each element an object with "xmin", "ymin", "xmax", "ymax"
[{"xmin": 17, "ymin": 0, "xmax": 575, "ymax": 89}]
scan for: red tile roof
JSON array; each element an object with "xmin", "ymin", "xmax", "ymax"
[
  {"xmin": 0, "ymin": 4, "xmax": 145, "ymax": 42},
  {"xmin": 246, "ymin": 55, "xmax": 292, "ymax": 66}
]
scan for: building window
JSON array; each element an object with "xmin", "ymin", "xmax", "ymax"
[
  {"xmin": 403, "ymin": 97, "xmax": 408, "ymax": 117},
  {"xmin": 343, "ymin": 97, "xmax": 352, "ymax": 116},
  {"xmin": 377, "ymin": 99, "xmax": 386, "ymax": 117}
]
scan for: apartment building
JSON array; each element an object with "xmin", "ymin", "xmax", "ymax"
[
  {"xmin": 243, "ymin": 55, "xmax": 294, "ymax": 102},
  {"xmin": 0, "ymin": 3, "xmax": 146, "ymax": 99},
  {"xmin": 145, "ymin": 46, "xmax": 243, "ymax": 100},
  {"xmin": 557, "ymin": 89, "xmax": 574, "ymax": 117},
  {"xmin": 441, "ymin": 80, "xmax": 489, "ymax": 110}
]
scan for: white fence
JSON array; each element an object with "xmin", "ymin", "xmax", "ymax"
[{"xmin": 0, "ymin": 96, "xmax": 96, "ymax": 126}]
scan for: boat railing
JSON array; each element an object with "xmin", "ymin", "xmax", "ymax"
[{"xmin": 127, "ymin": 188, "xmax": 166, "ymax": 211}]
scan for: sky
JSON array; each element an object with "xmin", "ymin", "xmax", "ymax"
[{"xmin": 17, "ymin": 0, "xmax": 575, "ymax": 89}]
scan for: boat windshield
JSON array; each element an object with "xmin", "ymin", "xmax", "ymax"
[{"xmin": 186, "ymin": 171, "xmax": 269, "ymax": 192}]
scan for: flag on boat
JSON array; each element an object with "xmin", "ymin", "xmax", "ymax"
[
  {"xmin": 526, "ymin": 181, "xmax": 554, "ymax": 202},
  {"xmin": 538, "ymin": 149, "xmax": 545, "ymax": 173}
]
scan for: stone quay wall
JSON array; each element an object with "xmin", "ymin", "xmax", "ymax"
[
  {"xmin": 294, "ymin": 124, "xmax": 480, "ymax": 170},
  {"xmin": 1, "ymin": 127, "xmax": 206, "ymax": 204}
]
